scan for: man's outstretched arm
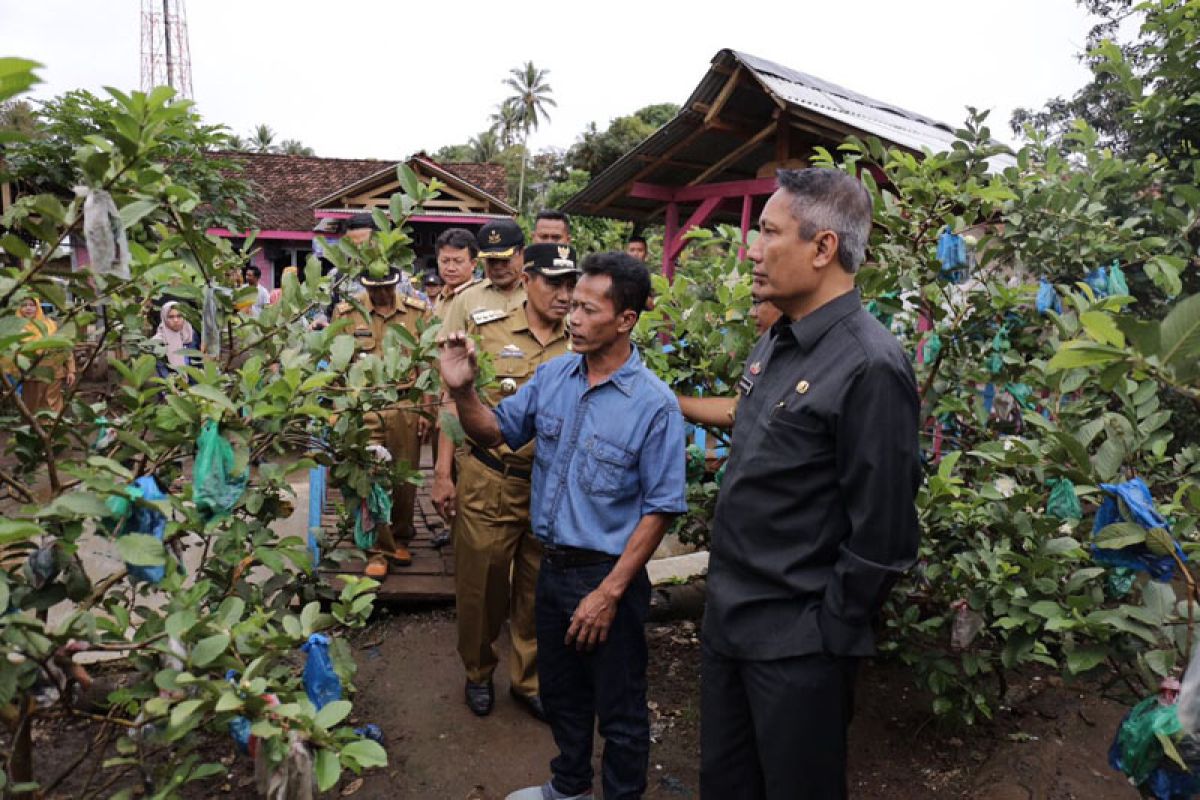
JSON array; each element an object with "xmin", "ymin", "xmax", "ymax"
[{"xmin": 437, "ymin": 332, "xmax": 503, "ymax": 448}]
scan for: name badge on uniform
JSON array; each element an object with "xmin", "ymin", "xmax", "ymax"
[
  {"xmin": 470, "ymin": 308, "xmax": 507, "ymax": 326},
  {"xmin": 499, "ymin": 344, "xmax": 526, "ymax": 359},
  {"xmin": 737, "ymin": 374, "xmax": 754, "ymax": 396}
]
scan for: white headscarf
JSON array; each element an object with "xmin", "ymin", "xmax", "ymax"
[{"xmin": 155, "ymin": 301, "xmax": 195, "ymax": 369}]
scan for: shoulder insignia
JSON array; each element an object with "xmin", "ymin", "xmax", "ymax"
[
  {"xmin": 403, "ymin": 295, "xmax": 430, "ymax": 311},
  {"xmin": 453, "ymin": 278, "xmax": 481, "ymax": 297},
  {"xmin": 470, "ymin": 308, "xmax": 509, "ymax": 326},
  {"xmin": 334, "ymin": 301, "xmax": 353, "ymax": 315}
]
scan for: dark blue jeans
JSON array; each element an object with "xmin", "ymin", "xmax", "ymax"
[{"xmin": 536, "ymin": 559, "xmax": 651, "ymax": 800}]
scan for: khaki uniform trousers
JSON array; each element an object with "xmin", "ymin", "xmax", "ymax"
[
  {"xmin": 363, "ymin": 406, "xmax": 421, "ymax": 551},
  {"xmin": 21, "ymin": 378, "xmax": 64, "ymax": 415},
  {"xmin": 453, "ymin": 450, "xmax": 542, "ymax": 695}
]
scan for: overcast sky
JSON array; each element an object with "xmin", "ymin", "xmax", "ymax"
[{"xmin": 3, "ymin": 1, "xmax": 1100, "ymax": 159}]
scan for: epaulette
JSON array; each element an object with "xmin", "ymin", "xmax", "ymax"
[
  {"xmin": 453, "ymin": 277, "xmax": 481, "ymax": 297},
  {"xmin": 334, "ymin": 301, "xmax": 353, "ymax": 315},
  {"xmin": 470, "ymin": 308, "xmax": 509, "ymax": 326},
  {"xmin": 404, "ymin": 295, "xmax": 430, "ymax": 311}
]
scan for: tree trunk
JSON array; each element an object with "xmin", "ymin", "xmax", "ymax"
[{"xmin": 517, "ymin": 132, "xmax": 528, "ymax": 212}]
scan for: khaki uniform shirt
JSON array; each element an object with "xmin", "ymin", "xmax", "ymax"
[
  {"xmin": 332, "ymin": 290, "xmax": 431, "ymax": 393},
  {"xmin": 433, "ymin": 277, "xmax": 480, "ymax": 322},
  {"xmin": 463, "ymin": 302, "xmax": 569, "ymax": 467},
  {"xmin": 440, "ymin": 278, "xmax": 526, "ymax": 335}
]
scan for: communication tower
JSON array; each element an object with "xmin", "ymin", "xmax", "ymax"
[{"xmin": 140, "ymin": 0, "xmax": 194, "ymax": 99}]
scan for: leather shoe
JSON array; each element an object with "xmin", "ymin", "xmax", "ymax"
[
  {"xmin": 465, "ymin": 680, "xmax": 494, "ymax": 716},
  {"xmin": 430, "ymin": 529, "xmax": 451, "ymax": 549},
  {"xmin": 510, "ymin": 688, "xmax": 548, "ymax": 723}
]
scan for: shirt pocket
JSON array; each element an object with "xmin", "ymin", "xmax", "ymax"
[
  {"xmin": 535, "ymin": 412, "xmax": 564, "ymax": 467},
  {"xmin": 765, "ymin": 403, "xmax": 834, "ymax": 467},
  {"xmin": 582, "ymin": 434, "xmax": 637, "ymax": 497},
  {"xmin": 352, "ymin": 327, "xmax": 376, "ymax": 352}
]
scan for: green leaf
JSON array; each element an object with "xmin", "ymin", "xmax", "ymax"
[
  {"xmin": 216, "ymin": 596, "xmax": 245, "ymax": 629},
  {"xmin": 1094, "ymin": 522, "xmax": 1147, "ymax": 549},
  {"xmin": 1046, "ymin": 341, "xmax": 1127, "ymax": 372},
  {"xmin": 1145, "ymin": 648, "xmax": 1176, "ymax": 679},
  {"xmin": 1142, "ymin": 582, "xmax": 1176, "ymax": 624},
  {"xmin": 190, "ymin": 633, "xmax": 230, "ymax": 667},
  {"xmin": 39, "ymin": 491, "xmax": 111, "ymax": 519},
  {"xmin": 1159, "ymin": 293, "xmax": 1200, "ymax": 370},
  {"xmin": 0, "ymin": 519, "xmax": 44, "ymax": 545},
  {"xmin": 116, "ymin": 533, "xmax": 166, "ymax": 566},
  {"xmin": 1065, "ymin": 646, "xmax": 1107, "ymax": 674},
  {"xmin": 1041, "ymin": 537, "xmax": 1082, "ymax": 556},
  {"xmin": 315, "ymin": 748, "xmax": 341, "ymax": 792},
  {"xmin": 188, "ymin": 383, "xmax": 238, "ymax": 414},
  {"xmin": 1158, "ymin": 732, "xmax": 1188, "ymax": 771},
  {"xmin": 330, "ymin": 335, "xmax": 354, "ymax": 371},
  {"xmin": 214, "ymin": 691, "xmax": 243, "ymax": 713},
  {"xmin": 1079, "ymin": 311, "xmax": 1125, "ymax": 347},
  {"xmin": 314, "ymin": 699, "xmax": 352, "ymax": 729},
  {"xmin": 439, "ymin": 411, "xmax": 466, "ymax": 446},
  {"xmin": 118, "ymin": 199, "xmax": 158, "ymax": 230},
  {"xmin": 341, "ymin": 739, "xmax": 388, "ymax": 769},
  {"xmin": 170, "ymin": 698, "xmax": 203, "ymax": 730},
  {"xmin": 300, "ymin": 601, "xmax": 320, "ymax": 636},
  {"xmin": 1029, "ymin": 600, "xmax": 1064, "ymax": 620}
]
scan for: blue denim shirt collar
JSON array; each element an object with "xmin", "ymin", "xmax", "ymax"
[{"xmin": 566, "ymin": 343, "xmax": 642, "ymax": 397}]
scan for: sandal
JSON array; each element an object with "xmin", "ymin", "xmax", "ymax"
[{"xmin": 364, "ymin": 554, "xmax": 389, "ymax": 578}]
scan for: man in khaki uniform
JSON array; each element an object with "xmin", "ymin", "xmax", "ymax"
[
  {"xmin": 432, "ymin": 227, "xmax": 481, "ymax": 320},
  {"xmin": 437, "ymin": 234, "xmax": 577, "ymax": 721},
  {"xmin": 332, "ymin": 266, "xmax": 432, "ymax": 578}
]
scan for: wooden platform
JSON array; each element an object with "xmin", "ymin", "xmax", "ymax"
[{"xmin": 318, "ymin": 462, "xmax": 457, "ymax": 603}]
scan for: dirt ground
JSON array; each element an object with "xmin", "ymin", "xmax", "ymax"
[{"xmin": 9, "ymin": 606, "xmax": 1142, "ymax": 799}]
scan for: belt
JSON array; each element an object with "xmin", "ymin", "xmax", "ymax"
[
  {"xmin": 541, "ymin": 544, "xmax": 618, "ymax": 568},
  {"xmin": 469, "ymin": 444, "xmax": 531, "ymax": 481}
]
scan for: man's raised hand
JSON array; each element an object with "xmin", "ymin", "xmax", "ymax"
[{"xmin": 437, "ymin": 332, "xmax": 479, "ymax": 393}]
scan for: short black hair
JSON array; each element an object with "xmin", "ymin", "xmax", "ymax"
[
  {"xmin": 628, "ymin": 235, "xmax": 647, "ymax": 246},
  {"xmin": 346, "ymin": 212, "xmax": 378, "ymax": 231},
  {"xmin": 435, "ymin": 227, "xmax": 480, "ymax": 258},
  {"xmin": 535, "ymin": 209, "xmax": 570, "ymax": 229},
  {"xmin": 580, "ymin": 252, "xmax": 650, "ymax": 316},
  {"xmin": 242, "ymin": 265, "xmax": 261, "ymax": 278}
]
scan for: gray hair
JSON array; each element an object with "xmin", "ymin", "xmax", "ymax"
[{"xmin": 776, "ymin": 168, "xmax": 872, "ymax": 273}]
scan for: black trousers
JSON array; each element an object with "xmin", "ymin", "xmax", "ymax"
[
  {"xmin": 537, "ymin": 559, "xmax": 651, "ymax": 800},
  {"xmin": 700, "ymin": 644, "xmax": 859, "ymax": 800}
]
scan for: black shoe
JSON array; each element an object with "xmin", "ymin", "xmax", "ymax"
[
  {"xmin": 510, "ymin": 688, "xmax": 548, "ymax": 723},
  {"xmin": 431, "ymin": 529, "xmax": 451, "ymax": 549},
  {"xmin": 465, "ymin": 680, "xmax": 494, "ymax": 716}
]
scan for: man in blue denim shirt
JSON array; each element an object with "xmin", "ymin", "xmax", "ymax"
[{"xmin": 439, "ymin": 252, "xmax": 687, "ymax": 800}]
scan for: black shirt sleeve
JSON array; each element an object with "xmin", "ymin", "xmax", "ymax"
[{"xmin": 820, "ymin": 353, "xmax": 922, "ymax": 654}]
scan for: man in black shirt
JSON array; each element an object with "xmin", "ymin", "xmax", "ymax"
[{"xmin": 700, "ymin": 168, "xmax": 921, "ymax": 800}]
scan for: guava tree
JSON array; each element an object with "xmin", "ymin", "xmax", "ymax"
[{"xmin": 0, "ymin": 59, "xmax": 441, "ymax": 796}]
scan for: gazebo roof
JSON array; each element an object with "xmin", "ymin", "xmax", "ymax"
[{"xmin": 563, "ymin": 48, "xmax": 1014, "ymax": 223}]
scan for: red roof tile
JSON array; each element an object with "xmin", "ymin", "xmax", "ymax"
[
  {"xmin": 435, "ymin": 162, "xmax": 510, "ymax": 202},
  {"xmin": 209, "ymin": 152, "xmax": 511, "ymax": 232},
  {"xmin": 209, "ymin": 151, "xmax": 388, "ymax": 232}
]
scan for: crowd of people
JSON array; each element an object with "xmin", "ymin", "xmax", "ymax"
[{"xmin": 8, "ymin": 168, "xmax": 920, "ymax": 799}]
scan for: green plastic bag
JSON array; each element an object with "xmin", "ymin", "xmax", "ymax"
[
  {"xmin": 352, "ymin": 483, "xmax": 393, "ymax": 550},
  {"xmin": 921, "ymin": 332, "xmax": 942, "ymax": 364},
  {"xmin": 193, "ymin": 420, "xmax": 248, "ymax": 521},
  {"xmin": 1047, "ymin": 477, "xmax": 1082, "ymax": 521},
  {"xmin": 1107, "ymin": 261, "xmax": 1129, "ymax": 296},
  {"xmin": 1114, "ymin": 696, "xmax": 1182, "ymax": 786}
]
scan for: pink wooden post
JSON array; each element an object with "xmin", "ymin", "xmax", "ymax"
[
  {"xmin": 738, "ymin": 194, "xmax": 752, "ymax": 260},
  {"xmin": 663, "ymin": 202, "xmax": 679, "ymax": 280},
  {"xmin": 665, "ymin": 196, "xmax": 724, "ymax": 264}
]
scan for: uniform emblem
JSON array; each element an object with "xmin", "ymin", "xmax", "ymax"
[
  {"xmin": 499, "ymin": 345, "xmax": 526, "ymax": 359},
  {"xmin": 557, "ymin": 245, "xmax": 570, "ymax": 259},
  {"xmin": 487, "ymin": 230, "xmax": 502, "ymax": 244},
  {"xmin": 737, "ymin": 375, "xmax": 754, "ymax": 396},
  {"xmin": 470, "ymin": 308, "xmax": 508, "ymax": 326},
  {"xmin": 749, "ymin": 361, "xmax": 761, "ymax": 375},
  {"xmin": 796, "ymin": 380, "xmax": 810, "ymax": 395},
  {"xmin": 500, "ymin": 378, "xmax": 518, "ymax": 395}
]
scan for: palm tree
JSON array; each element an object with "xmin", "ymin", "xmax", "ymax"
[
  {"xmin": 468, "ymin": 130, "xmax": 501, "ymax": 163},
  {"xmin": 488, "ymin": 100, "xmax": 522, "ymax": 148},
  {"xmin": 502, "ymin": 62, "xmax": 556, "ymax": 209},
  {"xmin": 249, "ymin": 123, "xmax": 277, "ymax": 154},
  {"xmin": 279, "ymin": 139, "xmax": 315, "ymax": 156},
  {"xmin": 225, "ymin": 133, "xmax": 249, "ymax": 151}
]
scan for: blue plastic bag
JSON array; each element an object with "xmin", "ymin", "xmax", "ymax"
[
  {"xmin": 936, "ymin": 227, "xmax": 968, "ymax": 282},
  {"xmin": 1091, "ymin": 478, "xmax": 1184, "ymax": 582},
  {"xmin": 106, "ymin": 475, "xmax": 168, "ymax": 584},
  {"xmin": 1085, "ymin": 266, "xmax": 1110, "ymax": 298},
  {"xmin": 301, "ymin": 633, "xmax": 342, "ymax": 710},
  {"xmin": 1036, "ymin": 279, "xmax": 1062, "ymax": 314},
  {"xmin": 229, "ymin": 716, "xmax": 251, "ymax": 754}
]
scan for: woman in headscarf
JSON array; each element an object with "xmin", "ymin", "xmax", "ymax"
[
  {"xmin": 15, "ymin": 296, "xmax": 75, "ymax": 414},
  {"xmin": 154, "ymin": 301, "xmax": 195, "ymax": 378},
  {"xmin": 269, "ymin": 265, "xmax": 297, "ymax": 306}
]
